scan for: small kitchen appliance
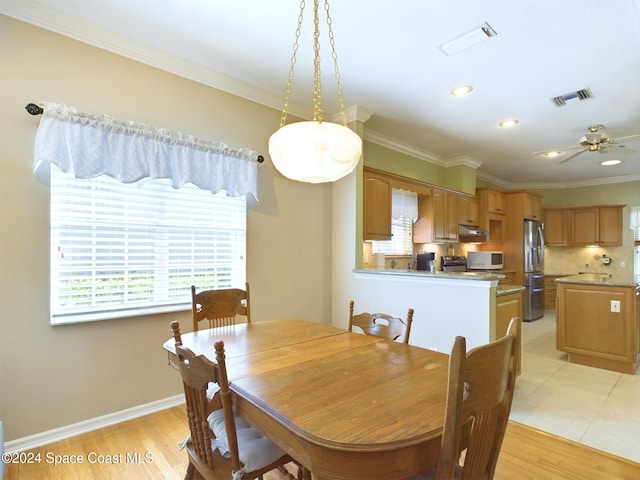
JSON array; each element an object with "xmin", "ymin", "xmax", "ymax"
[
  {"xmin": 441, "ymin": 255, "xmax": 467, "ymax": 272},
  {"xmin": 416, "ymin": 252, "xmax": 435, "ymax": 271},
  {"xmin": 467, "ymin": 251, "xmax": 504, "ymax": 270}
]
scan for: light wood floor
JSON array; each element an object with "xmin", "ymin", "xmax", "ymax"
[{"xmin": 5, "ymin": 405, "xmax": 640, "ymax": 479}]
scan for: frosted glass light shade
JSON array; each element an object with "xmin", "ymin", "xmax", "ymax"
[{"xmin": 268, "ymin": 121, "xmax": 362, "ymax": 183}]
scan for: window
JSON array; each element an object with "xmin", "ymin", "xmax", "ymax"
[
  {"xmin": 371, "ymin": 217, "xmax": 414, "ymax": 256},
  {"xmin": 50, "ymin": 166, "xmax": 246, "ymax": 325},
  {"xmin": 371, "ymin": 188, "xmax": 417, "ymax": 256}
]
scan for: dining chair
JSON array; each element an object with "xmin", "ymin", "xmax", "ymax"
[
  {"xmin": 348, "ymin": 300, "xmax": 414, "ymax": 343},
  {"xmin": 410, "ymin": 316, "xmax": 521, "ymax": 480},
  {"xmin": 170, "ymin": 321, "xmax": 311, "ymax": 480},
  {"xmin": 192, "ymin": 283, "xmax": 251, "ymax": 331}
]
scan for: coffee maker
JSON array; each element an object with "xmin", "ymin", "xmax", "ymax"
[{"xmin": 416, "ymin": 252, "xmax": 435, "ymax": 271}]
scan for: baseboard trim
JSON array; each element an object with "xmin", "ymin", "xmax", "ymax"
[{"xmin": 4, "ymin": 394, "xmax": 184, "ymax": 453}]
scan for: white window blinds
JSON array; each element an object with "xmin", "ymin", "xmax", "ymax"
[
  {"xmin": 50, "ymin": 166, "xmax": 246, "ymax": 324},
  {"xmin": 371, "ymin": 189, "xmax": 417, "ymax": 256}
]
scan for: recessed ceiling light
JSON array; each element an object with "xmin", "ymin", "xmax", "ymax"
[
  {"xmin": 544, "ymin": 151, "xmax": 561, "ymax": 158},
  {"xmin": 450, "ymin": 85, "xmax": 474, "ymax": 96},
  {"xmin": 600, "ymin": 159, "xmax": 621, "ymax": 166},
  {"xmin": 498, "ymin": 119, "xmax": 519, "ymax": 128}
]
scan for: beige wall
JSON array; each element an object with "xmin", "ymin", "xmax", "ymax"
[{"xmin": 0, "ymin": 16, "xmax": 333, "ymax": 441}]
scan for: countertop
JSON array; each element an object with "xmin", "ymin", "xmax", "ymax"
[
  {"xmin": 555, "ymin": 273, "xmax": 639, "ymax": 288},
  {"xmin": 496, "ymin": 285, "xmax": 526, "ymax": 296},
  {"xmin": 354, "ymin": 268, "xmax": 505, "ymax": 282}
]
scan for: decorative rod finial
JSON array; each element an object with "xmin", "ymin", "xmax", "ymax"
[{"xmin": 25, "ymin": 103, "xmax": 44, "ymax": 115}]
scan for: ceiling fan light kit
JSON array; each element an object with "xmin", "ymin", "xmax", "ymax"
[
  {"xmin": 268, "ymin": 0, "xmax": 362, "ymax": 184},
  {"xmin": 533, "ymin": 124, "xmax": 640, "ymax": 164}
]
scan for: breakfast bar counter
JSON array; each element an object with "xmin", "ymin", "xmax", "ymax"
[{"xmin": 348, "ymin": 269, "xmax": 505, "ymax": 354}]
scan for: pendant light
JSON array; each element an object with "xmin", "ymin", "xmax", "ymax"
[{"xmin": 268, "ymin": 0, "xmax": 362, "ymax": 183}]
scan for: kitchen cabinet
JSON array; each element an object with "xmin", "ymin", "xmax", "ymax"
[
  {"xmin": 457, "ymin": 195, "xmax": 479, "ymax": 226},
  {"xmin": 556, "ymin": 279, "xmax": 639, "ymax": 374},
  {"xmin": 543, "ymin": 275, "xmax": 568, "ymax": 308},
  {"xmin": 503, "ymin": 191, "xmax": 545, "ymax": 286},
  {"xmin": 571, "ymin": 206, "xmax": 624, "ymax": 247},
  {"xmin": 496, "ymin": 289, "xmax": 523, "ymax": 374},
  {"xmin": 477, "ymin": 188, "xmax": 505, "ymax": 242},
  {"xmin": 523, "ymin": 193, "xmax": 542, "ymax": 221},
  {"xmin": 483, "ymin": 189, "xmax": 506, "ymax": 215},
  {"xmin": 363, "ymin": 170, "xmax": 392, "ymax": 240},
  {"xmin": 433, "ymin": 189, "xmax": 458, "ymax": 242},
  {"xmin": 543, "ymin": 208, "xmax": 570, "ymax": 246}
]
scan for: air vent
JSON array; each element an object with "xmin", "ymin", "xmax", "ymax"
[{"xmin": 551, "ymin": 88, "xmax": 594, "ymax": 107}]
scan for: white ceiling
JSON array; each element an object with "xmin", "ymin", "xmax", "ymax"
[{"xmin": 4, "ymin": 0, "xmax": 640, "ymax": 188}]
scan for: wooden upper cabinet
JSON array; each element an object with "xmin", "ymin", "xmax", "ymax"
[
  {"xmin": 571, "ymin": 206, "xmax": 623, "ymax": 246},
  {"xmin": 457, "ymin": 195, "xmax": 479, "ymax": 226},
  {"xmin": 542, "ymin": 208, "xmax": 569, "ymax": 246},
  {"xmin": 524, "ymin": 193, "xmax": 542, "ymax": 221},
  {"xmin": 599, "ymin": 206, "xmax": 624, "ymax": 246},
  {"xmin": 486, "ymin": 189, "xmax": 506, "ymax": 215},
  {"xmin": 432, "ymin": 190, "xmax": 458, "ymax": 242},
  {"xmin": 363, "ymin": 171, "xmax": 392, "ymax": 240}
]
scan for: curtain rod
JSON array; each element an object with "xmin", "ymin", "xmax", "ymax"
[{"xmin": 24, "ymin": 103, "xmax": 264, "ymax": 163}]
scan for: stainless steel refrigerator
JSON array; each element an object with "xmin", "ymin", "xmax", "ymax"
[{"xmin": 523, "ymin": 219, "xmax": 545, "ymax": 321}]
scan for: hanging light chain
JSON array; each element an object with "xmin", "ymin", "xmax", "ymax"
[
  {"xmin": 312, "ymin": 0, "xmax": 323, "ymax": 122},
  {"xmin": 278, "ymin": 0, "xmax": 349, "ymax": 128},
  {"xmin": 323, "ymin": 0, "xmax": 348, "ymax": 126},
  {"xmin": 279, "ymin": 0, "xmax": 306, "ymax": 128}
]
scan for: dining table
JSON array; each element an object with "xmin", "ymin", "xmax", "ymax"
[{"xmin": 163, "ymin": 319, "xmax": 451, "ymax": 480}]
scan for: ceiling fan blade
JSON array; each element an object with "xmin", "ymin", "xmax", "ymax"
[
  {"xmin": 531, "ymin": 145, "xmax": 583, "ymax": 156},
  {"xmin": 558, "ymin": 148, "xmax": 588, "ymax": 164},
  {"xmin": 600, "ymin": 145, "xmax": 636, "ymax": 155},
  {"xmin": 610, "ymin": 133, "xmax": 640, "ymax": 142}
]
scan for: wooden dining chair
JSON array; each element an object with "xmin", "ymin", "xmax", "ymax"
[
  {"xmin": 192, "ymin": 283, "xmax": 251, "ymax": 331},
  {"xmin": 410, "ymin": 316, "xmax": 521, "ymax": 480},
  {"xmin": 348, "ymin": 300, "xmax": 414, "ymax": 343},
  {"xmin": 170, "ymin": 321, "xmax": 310, "ymax": 480}
]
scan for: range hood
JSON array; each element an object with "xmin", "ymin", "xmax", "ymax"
[{"xmin": 458, "ymin": 224, "xmax": 489, "ymax": 243}]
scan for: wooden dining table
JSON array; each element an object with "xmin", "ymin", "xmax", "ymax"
[{"xmin": 163, "ymin": 319, "xmax": 450, "ymax": 480}]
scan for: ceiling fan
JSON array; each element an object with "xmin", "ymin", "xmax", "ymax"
[{"xmin": 533, "ymin": 124, "xmax": 640, "ymax": 164}]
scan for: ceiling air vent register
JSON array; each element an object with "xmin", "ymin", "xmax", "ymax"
[{"xmin": 551, "ymin": 88, "xmax": 594, "ymax": 107}]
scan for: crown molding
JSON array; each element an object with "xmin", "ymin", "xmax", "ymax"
[{"xmin": 5, "ymin": 1, "xmax": 639, "ymax": 190}]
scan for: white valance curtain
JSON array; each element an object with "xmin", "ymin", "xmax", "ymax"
[
  {"xmin": 33, "ymin": 102, "xmax": 259, "ymax": 199},
  {"xmin": 392, "ymin": 188, "xmax": 418, "ymax": 220}
]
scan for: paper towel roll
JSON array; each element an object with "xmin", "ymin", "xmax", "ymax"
[{"xmin": 374, "ymin": 252, "xmax": 385, "ymax": 269}]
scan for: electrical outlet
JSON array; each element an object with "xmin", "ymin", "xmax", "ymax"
[{"xmin": 610, "ymin": 300, "xmax": 621, "ymax": 313}]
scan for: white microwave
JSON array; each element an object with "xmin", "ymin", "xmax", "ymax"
[{"xmin": 467, "ymin": 251, "xmax": 504, "ymax": 270}]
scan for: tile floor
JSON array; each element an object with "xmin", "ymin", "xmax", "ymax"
[{"xmin": 511, "ymin": 308, "xmax": 640, "ymax": 463}]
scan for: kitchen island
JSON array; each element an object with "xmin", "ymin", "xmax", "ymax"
[
  {"xmin": 350, "ymin": 269, "xmax": 509, "ymax": 354},
  {"xmin": 556, "ymin": 274, "xmax": 640, "ymax": 374}
]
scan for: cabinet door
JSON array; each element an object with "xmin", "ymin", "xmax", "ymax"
[
  {"xmin": 524, "ymin": 194, "xmax": 542, "ymax": 221},
  {"xmin": 457, "ymin": 196, "xmax": 479, "ymax": 226},
  {"xmin": 543, "ymin": 209, "xmax": 569, "ymax": 246},
  {"xmin": 363, "ymin": 174, "xmax": 392, "ymax": 240},
  {"xmin": 446, "ymin": 193, "xmax": 458, "ymax": 240},
  {"xmin": 432, "ymin": 190, "xmax": 447, "ymax": 242},
  {"xmin": 496, "ymin": 291, "xmax": 522, "ymax": 374},
  {"xmin": 599, "ymin": 206, "xmax": 623, "ymax": 246},
  {"xmin": 571, "ymin": 208, "xmax": 599, "ymax": 246},
  {"xmin": 487, "ymin": 190, "xmax": 506, "ymax": 215}
]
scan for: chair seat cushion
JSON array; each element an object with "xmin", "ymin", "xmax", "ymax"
[{"xmin": 207, "ymin": 408, "xmax": 285, "ymax": 472}]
